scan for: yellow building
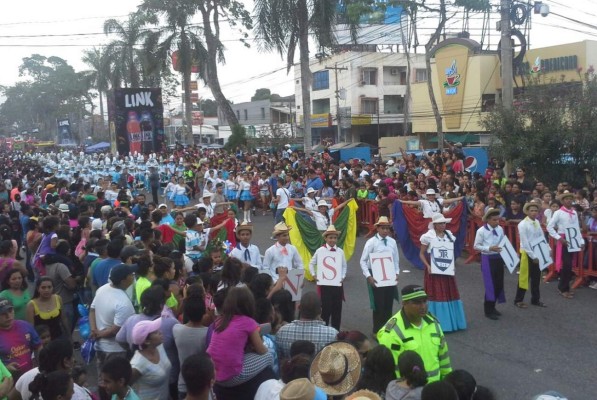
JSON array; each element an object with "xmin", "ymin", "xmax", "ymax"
[{"xmin": 411, "ymin": 38, "xmax": 597, "ymax": 144}]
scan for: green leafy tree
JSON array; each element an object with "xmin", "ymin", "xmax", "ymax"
[
  {"xmin": 81, "ymin": 48, "xmax": 110, "ymax": 127},
  {"xmin": 483, "ymin": 72, "xmax": 597, "ymax": 186},
  {"xmin": 225, "ymin": 124, "xmax": 247, "ymax": 150}
]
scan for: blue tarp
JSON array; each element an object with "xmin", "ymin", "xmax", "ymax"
[{"xmin": 85, "ymin": 142, "xmax": 111, "ymax": 153}]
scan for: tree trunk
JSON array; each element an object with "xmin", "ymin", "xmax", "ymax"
[
  {"xmin": 181, "ymin": 31, "xmax": 194, "ymax": 145},
  {"xmin": 297, "ymin": 0, "xmax": 312, "ymax": 153},
  {"xmin": 200, "ymin": 8, "xmax": 239, "ymax": 129},
  {"xmin": 425, "ymin": 0, "xmax": 447, "ymax": 151},
  {"xmin": 98, "ymin": 90, "xmax": 105, "ymax": 133},
  {"xmin": 400, "ymin": 20, "xmax": 412, "ymax": 136}
]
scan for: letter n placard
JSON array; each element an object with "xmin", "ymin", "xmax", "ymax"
[
  {"xmin": 283, "ymin": 269, "xmax": 305, "ymax": 301},
  {"xmin": 316, "ymin": 250, "xmax": 342, "ymax": 287},
  {"xmin": 369, "ymin": 252, "xmax": 396, "ymax": 287}
]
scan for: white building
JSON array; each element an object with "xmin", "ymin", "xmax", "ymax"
[{"xmin": 294, "ymin": 50, "xmax": 427, "ymax": 147}]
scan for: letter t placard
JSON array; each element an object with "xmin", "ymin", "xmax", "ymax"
[{"xmin": 369, "ymin": 252, "xmax": 397, "ymax": 287}]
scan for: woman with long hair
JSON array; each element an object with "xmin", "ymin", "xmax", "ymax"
[
  {"xmin": 356, "ymin": 345, "xmax": 396, "ymax": 397},
  {"xmin": 386, "ymin": 350, "xmax": 428, "ymax": 400},
  {"xmin": 0, "ymin": 240, "xmax": 27, "ymax": 284},
  {"xmin": 26, "ymin": 277, "xmax": 69, "ymax": 340},
  {"xmin": 0, "ymin": 268, "xmax": 30, "ymax": 320},
  {"xmin": 28, "ymin": 370, "xmax": 74, "ymax": 400},
  {"xmin": 206, "ymin": 287, "xmax": 271, "ymax": 388}
]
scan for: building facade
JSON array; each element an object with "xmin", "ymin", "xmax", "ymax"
[{"xmin": 294, "ymin": 51, "xmax": 427, "ymax": 147}]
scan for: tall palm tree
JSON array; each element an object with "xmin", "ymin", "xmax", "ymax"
[
  {"xmin": 103, "ymin": 13, "xmax": 152, "ymax": 88},
  {"xmin": 140, "ymin": 0, "xmax": 206, "ymax": 144},
  {"xmin": 254, "ymin": 0, "xmax": 341, "ymax": 153},
  {"xmin": 81, "ymin": 47, "xmax": 110, "ymax": 126}
]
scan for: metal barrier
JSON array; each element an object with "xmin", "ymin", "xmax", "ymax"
[{"xmin": 356, "ymin": 200, "xmax": 378, "ymax": 238}]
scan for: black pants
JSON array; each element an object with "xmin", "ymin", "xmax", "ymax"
[
  {"xmin": 320, "ymin": 285, "xmax": 343, "ymax": 331},
  {"xmin": 186, "ymin": 181, "xmax": 195, "ymax": 199},
  {"xmin": 558, "ymin": 245, "xmax": 574, "ymax": 293},
  {"xmin": 151, "ymin": 185, "xmax": 159, "ymax": 205},
  {"xmin": 515, "ymin": 259, "xmax": 541, "ymax": 304},
  {"xmin": 372, "ymin": 285, "xmax": 396, "ymax": 333},
  {"xmin": 484, "ymin": 257, "xmax": 505, "ymax": 316}
]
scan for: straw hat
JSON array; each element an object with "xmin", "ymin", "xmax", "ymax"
[
  {"xmin": 428, "ymin": 213, "xmax": 452, "ymax": 230},
  {"xmin": 425, "ymin": 188, "xmax": 437, "ymax": 196},
  {"xmin": 346, "ymin": 390, "xmax": 382, "ymax": 400},
  {"xmin": 557, "ymin": 190, "xmax": 574, "ymax": 201},
  {"xmin": 317, "ymin": 200, "xmax": 330, "ymax": 208},
  {"xmin": 309, "ymin": 341, "xmax": 362, "ymax": 395},
  {"xmin": 322, "ymin": 225, "xmax": 341, "ymax": 238},
  {"xmin": 374, "ymin": 216, "xmax": 392, "ymax": 226},
  {"xmin": 482, "ymin": 208, "xmax": 501, "ymax": 222},
  {"xmin": 235, "ymin": 222, "xmax": 253, "ymax": 234},
  {"xmin": 279, "ymin": 378, "xmax": 327, "ymax": 400},
  {"xmin": 273, "ymin": 222, "xmax": 292, "ymax": 237},
  {"xmin": 523, "ymin": 201, "xmax": 541, "ymax": 215}
]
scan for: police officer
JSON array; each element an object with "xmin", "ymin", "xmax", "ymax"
[{"xmin": 377, "ymin": 285, "xmax": 452, "ymax": 383}]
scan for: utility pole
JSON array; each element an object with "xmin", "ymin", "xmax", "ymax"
[
  {"xmin": 326, "ymin": 63, "xmax": 348, "ymax": 144},
  {"xmin": 500, "ymin": 0, "xmax": 514, "ymax": 110}
]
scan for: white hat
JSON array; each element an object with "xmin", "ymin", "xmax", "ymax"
[
  {"xmin": 158, "ymin": 203, "xmax": 168, "ymax": 209},
  {"xmin": 91, "ymin": 219, "xmax": 103, "ymax": 231},
  {"xmin": 430, "ymin": 213, "xmax": 451, "ymax": 224},
  {"xmin": 426, "ymin": 189, "xmax": 437, "ymax": 196},
  {"xmin": 317, "ymin": 200, "xmax": 330, "ymax": 208},
  {"xmin": 202, "ymin": 191, "xmax": 213, "ymax": 198},
  {"xmin": 386, "ymin": 160, "xmax": 395, "ymax": 166},
  {"xmin": 306, "ymin": 187, "xmax": 316, "ymax": 195}
]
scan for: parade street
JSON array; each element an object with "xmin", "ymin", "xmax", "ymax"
[{"xmin": 243, "ymin": 213, "xmax": 597, "ymax": 400}]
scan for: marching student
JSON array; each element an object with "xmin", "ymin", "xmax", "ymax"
[
  {"xmin": 308, "ymin": 225, "xmax": 347, "ymax": 330},
  {"xmin": 400, "ymin": 189, "xmax": 463, "ymax": 218},
  {"xmin": 473, "ymin": 208, "xmax": 506, "ymax": 320},
  {"xmin": 359, "ymin": 216, "xmax": 400, "ymax": 334},
  {"xmin": 229, "ymin": 222, "xmax": 263, "ymax": 271},
  {"xmin": 547, "ymin": 191, "xmax": 585, "ymax": 299},
  {"xmin": 514, "ymin": 202, "xmax": 547, "ymax": 308},
  {"xmin": 291, "ymin": 199, "xmax": 350, "ymax": 232},
  {"xmin": 263, "ymin": 222, "xmax": 303, "ymax": 283}
]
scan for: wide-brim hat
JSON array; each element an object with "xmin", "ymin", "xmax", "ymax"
[
  {"xmin": 317, "ymin": 200, "xmax": 330, "ymax": 208},
  {"xmin": 482, "ymin": 208, "xmax": 501, "ymax": 222},
  {"xmin": 428, "ymin": 213, "xmax": 452, "ymax": 230},
  {"xmin": 346, "ymin": 390, "xmax": 383, "ymax": 400},
  {"xmin": 309, "ymin": 341, "xmax": 361, "ymax": 396},
  {"xmin": 273, "ymin": 222, "xmax": 292, "ymax": 237},
  {"xmin": 374, "ymin": 216, "xmax": 391, "ymax": 226},
  {"xmin": 235, "ymin": 222, "xmax": 253, "ymax": 234},
  {"xmin": 306, "ymin": 187, "xmax": 316, "ymax": 195},
  {"xmin": 322, "ymin": 225, "xmax": 341, "ymax": 238},
  {"xmin": 426, "ymin": 188, "xmax": 437, "ymax": 196},
  {"xmin": 523, "ymin": 201, "xmax": 541, "ymax": 215},
  {"xmin": 557, "ymin": 191, "xmax": 574, "ymax": 201}
]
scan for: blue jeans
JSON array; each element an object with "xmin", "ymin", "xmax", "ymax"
[{"xmin": 275, "ymin": 208, "xmax": 286, "ymax": 224}]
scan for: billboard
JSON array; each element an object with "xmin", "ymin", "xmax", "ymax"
[
  {"xmin": 57, "ymin": 118, "xmax": 77, "ymax": 146},
  {"xmin": 108, "ymin": 88, "xmax": 165, "ymax": 155},
  {"xmin": 335, "ymin": 1, "xmax": 406, "ymax": 46}
]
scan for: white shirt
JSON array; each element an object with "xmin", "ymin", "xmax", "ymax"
[
  {"xmin": 547, "ymin": 208, "xmax": 585, "ymax": 246},
  {"xmin": 517, "ymin": 217, "xmax": 545, "ymax": 260},
  {"xmin": 196, "ymin": 201, "xmax": 214, "ymax": 218},
  {"xmin": 419, "ymin": 198, "xmax": 444, "ymax": 218},
  {"xmin": 473, "ymin": 224, "xmax": 505, "ymax": 255},
  {"xmin": 255, "ymin": 379, "xmax": 284, "ymax": 400},
  {"xmin": 90, "ymin": 284, "xmax": 135, "ymax": 352},
  {"xmin": 16, "ymin": 368, "xmax": 92, "ymax": 400},
  {"xmin": 263, "ymin": 242, "xmax": 303, "ymax": 282},
  {"xmin": 359, "ymin": 234, "xmax": 400, "ymax": 278},
  {"xmin": 276, "ymin": 187, "xmax": 291, "ymax": 209},
  {"xmin": 229, "ymin": 243, "xmax": 263, "ymax": 270},
  {"xmin": 309, "ymin": 244, "xmax": 347, "ymax": 281},
  {"xmin": 302, "ymin": 196, "xmax": 318, "ymax": 212},
  {"xmin": 420, "ymin": 229, "xmax": 455, "ymax": 252},
  {"xmin": 312, "ymin": 208, "xmax": 334, "ymax": 231}
]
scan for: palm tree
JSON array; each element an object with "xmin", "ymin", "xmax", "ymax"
[
  {"xmin": 254, "ymin": 0, "xmax": 340, "ymax": 153},
  {"xmin": 81, "ymin": 47, "xmax": 110, "ymax": 128},
  {"xmin": 139, "ymin": 0, "xmax": 206, "ymax": 144},
  {"xmin": 103, "ymin": 13, "xmax": 152, "ymax": 88}
]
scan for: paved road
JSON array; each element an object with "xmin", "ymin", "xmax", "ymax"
[{"xmin": 248, "ymin": 212, "xmax": 597, "ymax": 400}]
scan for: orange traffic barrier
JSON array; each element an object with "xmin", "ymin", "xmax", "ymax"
[{"xmin": 356, "ymin": 200, "xmax": 379, "ymax": 238}]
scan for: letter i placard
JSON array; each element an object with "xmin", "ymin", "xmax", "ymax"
[{"xmin": 369, "ymin": 252, "xmax": 397, "ymax": 287}]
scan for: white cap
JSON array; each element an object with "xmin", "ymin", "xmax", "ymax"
[{"xmin": 386, "ymin": 160, "xmax": 395, "ymax": 165}]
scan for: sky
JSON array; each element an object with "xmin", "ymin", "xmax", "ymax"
[{"xmin": 1, "ymin": 0, "xmax": 596, "ymax": 111}]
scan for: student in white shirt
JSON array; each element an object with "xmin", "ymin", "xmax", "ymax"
[
  {"xmin": 308, "ymin": 225, "xmax": 347, "ymax": 330},
  {"xmin": 292, "ymin": 199, "xmax": 351, "ymax": 232},
  {"xmin": 400, "ymin": 189, "xmax": 463, "ymax": 218},
  {"xmin": 515, "ymin": 202, "xmax": 547, "ymax": 308},
  {"xmin": 547, "ymin": 191, "xmax": 585, "ymax": 299},
  {"xmin": 474, "ymin": 208, "xmax": 506, "ymax": 320},
  {"xmin": 229, "ymin": 222, "xmax": 262, "ymax": 270},
  {"xmin": 359, "ymin": 216, "xmax": 400, "ymax": 334},
  {"xmin": 263, "ymin": 222, "xmax": 303, "ymax": 282}
]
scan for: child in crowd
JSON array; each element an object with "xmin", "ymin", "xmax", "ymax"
[{"xmin": 101, "ymin": 356, "xmax": 140, "ymax": 400}]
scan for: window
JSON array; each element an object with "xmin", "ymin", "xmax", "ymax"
[
  {"xmin": 312, "ymin": 71, "xmax": 329, "ymax": 91},
  {"xmin": 362, "ymin": 68, "xmax": 377, "ymax": 85},
  {"xmin": 244, "ymin": 109, "xmax": 248, "ymax": 120},
  {"xmin": 361, "ymin": 98, "xmax": 378, "ymax": 114},
  {"xmin": 312, "ymin": 98, "xmax": 331, "ymax": 114},
  {"xmin": 261, "ymin": 107, "xmax": 266, "ymax": 118},
  {"xmin": 384, "ymin": 95, "xmax": 404, "ymax": 114},
  {"xmin": 415, "ymin": 68, "xmax": 428, "ymax": 82},
  {"xmin": 236, "ymin": 110, "xmax": 240, "ymax": 120}
]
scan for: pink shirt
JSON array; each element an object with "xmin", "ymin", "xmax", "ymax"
[{"xmin": 206, "ymin": 315, "xmax": 258, "ymax": 381}]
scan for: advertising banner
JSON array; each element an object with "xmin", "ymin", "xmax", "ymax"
[
  {"xmin": 57, "ymin": 118, "xmax": 76, "ymax": 146},
  {"xmin": 108, "ymin": 88, "xmax": 165, "ymax": 155},
  {"xmin": 336, "ymin": 1, "xmax": 405, "ymax": 46}
]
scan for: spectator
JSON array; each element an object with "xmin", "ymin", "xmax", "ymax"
[
  {"xmin": 276, "ymin": 291, "xmax": 338, "ymax": 360},
  {"xmin": 0, "ymin": 268, "xmax": 30, "ymax": 321},
  {"xmin": 308, "ymin": 341, "xmax": 361, "ymax": 396},
  {"xmin": 421, "ymin": 381, "xmax": 459, "ymax": 400},
  {"xmin": 444, "ymin": 370, "xmax": 477, "ymax": 400},
  {"xmin": 181, "ymin": 354, "xmax": 215, "ymax": 400},
  {"xmin": 337, "ymin": 331, "xmax": 371, "ymax": 362},
  {"xmin": 26, "ymin": 277, "xmax": 69, "ymax": 340},
  {"xmin": 356, "ymin": 344, "xmax": 396, "ymax": 397},
  {"xmin": 100, "ymin": 356, "xmax": 140, "ymax": 400},
  {"xmin": 386, "ymin": 350, "xmax": 427, "ymax": 400},
  {"xmin": 28, "ymin": 370, "xmax": 74, "ymax": 400}
]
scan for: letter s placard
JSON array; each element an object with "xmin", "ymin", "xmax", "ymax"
[{"xmin": 316, "ymin": 250, "xmax": 342, "ymax": 286}]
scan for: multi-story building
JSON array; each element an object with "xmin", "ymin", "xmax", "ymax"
[{"xmin": 294, "ymin": 50, "xmax": 427, "ymax": 146}]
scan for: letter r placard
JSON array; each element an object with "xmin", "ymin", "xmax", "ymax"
[
  {"xmin": 317, "ymin": 250, "xmax": 342, "ymax": 287},
  {"xmin": 369, "ymin": 252, "xmax": 397, "ymax": 287}
]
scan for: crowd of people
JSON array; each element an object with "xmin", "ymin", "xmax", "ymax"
[{"xmin": 0, "ymin": 142, "xmax": 593, "ymax": 400}]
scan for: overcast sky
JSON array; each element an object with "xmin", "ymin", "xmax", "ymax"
[{"xmin": 1, "ymin": 0, "xmax": 596, "ymax": 109}]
